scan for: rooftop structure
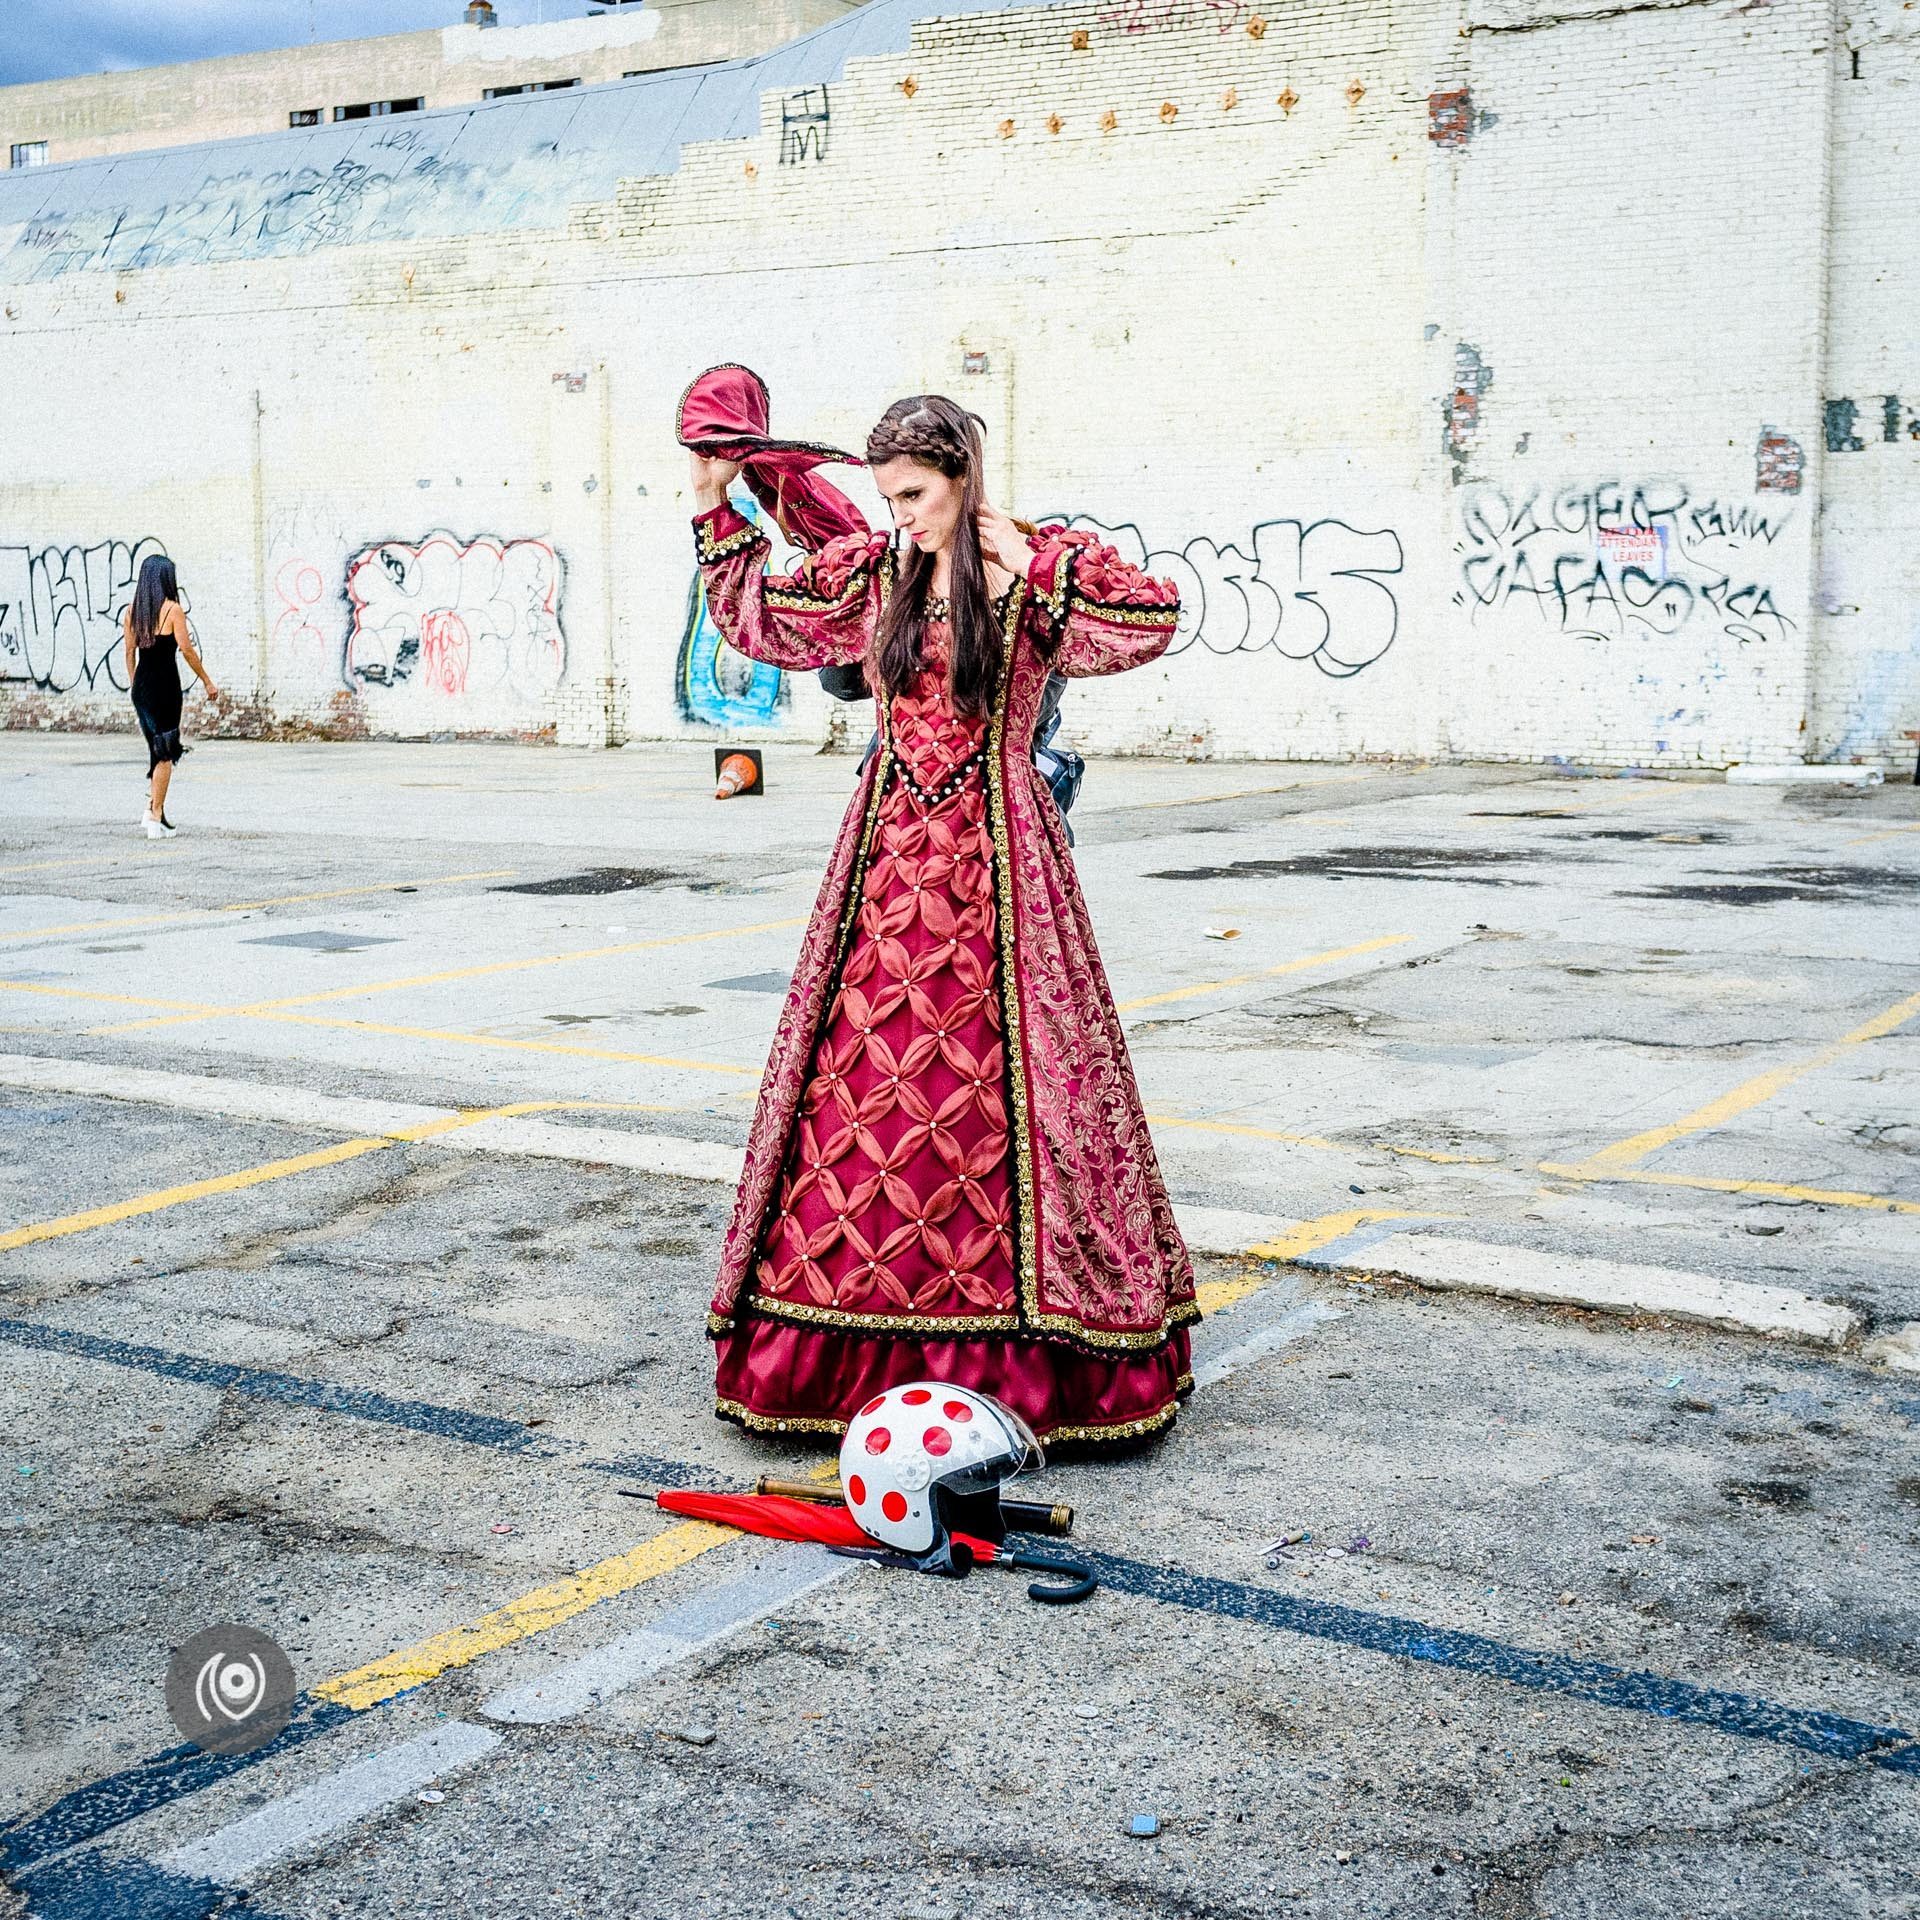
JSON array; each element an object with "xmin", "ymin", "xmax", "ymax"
[{"xmin": 0, "ymin": 0, "xmax": 862, "ymax": 170}]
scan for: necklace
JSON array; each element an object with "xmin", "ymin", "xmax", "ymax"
[{"xmin": 923, "ymin": 582, "xmax": 1014, "ymax": 624}]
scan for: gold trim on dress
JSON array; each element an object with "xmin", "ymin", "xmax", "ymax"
[
  {"xmin": 716, "ymin": 1390, "xmax": 1182, "ymax": 1447},
  {"xmin": 1069, "ymin": 597, "xmax": 1180, "ymax": 630},
  {"xmin": 1030, "ymin": 543, "xmax": 1071, "ymax": 639},
  {"xmin": 743, "ymin": 1291, "xmax": 1019, "ymax": 1335},
  {"xmin": 1034, "ymin": 1395, "xmax": 1182, "ymax": 1446},
  {"xmin": 984, "ymin": 583, "xmax": 1044, "ymax": 1340},
  {"xmin": 695, "ymin": 515, "xmax": 765, "ymax": 566},
  {"xmin": 715, "ymin": 1395, "xmax": 851, "ymax": 1438},
  {"xmin": 766, "ymin": 569, "xmax": 870, "ymax": 614}
]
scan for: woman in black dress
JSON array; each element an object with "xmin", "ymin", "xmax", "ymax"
[{"xmin": 121, "ymin": 556, "xmax": 220, "ymax": 839}]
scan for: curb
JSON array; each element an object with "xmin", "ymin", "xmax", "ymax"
[{"xmin": 0, "ymin": 1056, "xmax": 1877, "ymax": 1360}]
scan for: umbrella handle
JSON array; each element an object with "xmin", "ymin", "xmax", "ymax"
[{"xmin": 1003, "ymin": 1547, "xmax": 1098, "ymax": 1605}]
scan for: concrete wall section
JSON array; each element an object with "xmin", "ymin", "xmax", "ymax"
[
  {"xmin": 1, "ymin": 0, "xmax": 1912, "ymax": 768},
  {"xmin": 1812, "ymin": 0, "xmax": 1920, "ymax": 769}
]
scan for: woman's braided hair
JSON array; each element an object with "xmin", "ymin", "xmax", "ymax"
[{"xmin": 866, "ymin": 394, "xmax": 1001, "ymax": 718}]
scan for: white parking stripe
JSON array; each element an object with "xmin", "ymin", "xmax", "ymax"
[
  {"xmin": 0, "ymin": 1054, "xmax": 1860, "ymax": 1352},
  {"xmin": 481, "ymin": 1543, "xmax": 846, "ymax": 1726},
  {"xmin": 158, "ymin": 1721, "xmax": 502, "ymax": 1884},
  {"xmin": 1192, "ymin": 1302, "xmax": 1341, "ymax": 1388}
]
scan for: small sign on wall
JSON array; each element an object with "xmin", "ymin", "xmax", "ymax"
[{"xmin": 1596, "ymin": 524, "xmax": 1667, "ymax": 576}]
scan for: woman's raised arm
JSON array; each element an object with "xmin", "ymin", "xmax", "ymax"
[
  {"xmin": 1023, "ymin": 528, "xmax": 1181, "ymax": 679},
  {"xmin": 690, "ymin": 451, "xmax": 880, "ymax": 672}
]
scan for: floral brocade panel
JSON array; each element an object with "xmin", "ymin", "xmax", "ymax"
[{"xmin": 751, "ymin": 643, "xmax": 1017, "ymax": 1328}]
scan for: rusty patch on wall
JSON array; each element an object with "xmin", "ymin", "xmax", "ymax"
[
  {"xmin": 1445, "ymin": 343, "xmax": 1493, "ymax": 484},
  {"xmin": 1429, "ymin": 86, "xmax": 1472, "ymax": 147},
  {"xmin": 1755, "ymin": 427, "xmax": 1803, "ymax": 494}
]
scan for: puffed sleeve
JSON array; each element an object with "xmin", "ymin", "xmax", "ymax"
[
  {"xmin": 1024, "ymin": 528, "xmax": 1181, "ymax": 678},
  {"xmin": 694, "ymin": 503, "xmax": 884, "ymax": 671}
]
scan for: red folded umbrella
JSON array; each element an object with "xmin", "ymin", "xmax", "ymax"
[
  {"xmin": 676, "ymin": 362, "xmax": 869, "ymax": 551},
  {"xmin": 656, "ymin": 1488, "xmax": 999, "ymax": 1563}
]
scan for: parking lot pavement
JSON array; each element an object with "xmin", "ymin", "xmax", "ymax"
[{"xmin": 2, "ymin": 735, "xmax": 1917, "ymax": 1916}]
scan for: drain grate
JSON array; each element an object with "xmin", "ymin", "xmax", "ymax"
[
  {"xmin": 494, "ymin": 868, "xmax": 683, "ymax": 896},
  {"xmin": 707, "ymin": 971, "xmax": 792, "ymax": 994},
  {"xmin": 243, "ymin": 930, "xmax": 400, "ymax": 952}
]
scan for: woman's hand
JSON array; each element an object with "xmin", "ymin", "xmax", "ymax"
[
  {"xmin": 201, "ymin": 681, "xmax": 223, "ymax": 705},
  {"xmin": 975, "ymin": 502, "xmax": 1032, "ymax": 576},
  {"xmin": 689, "ymin": 449, "xmax": 743, "ymax": 513}
]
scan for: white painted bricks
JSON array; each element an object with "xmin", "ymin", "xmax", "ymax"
[{"xmin": 2, "ymin": 0, "xmax": 1914, "ymax": 768}]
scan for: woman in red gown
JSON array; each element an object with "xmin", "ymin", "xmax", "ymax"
[{"xmin": 689, "ymin": 394, "xmax": 1196, "ymax": 1447}]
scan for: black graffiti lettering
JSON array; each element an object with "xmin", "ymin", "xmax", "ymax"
[
  {"xmin": 779, "ymin": 88, "xmax": 831, "ymax": 166},
  {"xmin": 1051, "ymin": 514, "xmax": 1402, "ymax": 678},
  {"xmin": 0, "ymin": 538, "xmax": 170, "ymax": 694},
  {"xmin": 1457, "ymin": 480, "xmax": 1795, "ymax": 649}
]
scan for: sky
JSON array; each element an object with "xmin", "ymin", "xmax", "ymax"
[{"xmin": 0, "ymin": 1, "xmax": 609, "ymax": 88}]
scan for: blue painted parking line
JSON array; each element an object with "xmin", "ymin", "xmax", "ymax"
[
  {"xmin": 0, "ymin": 1317, "xmax": 759, "ymax": 1491},
  {"xmin": 12, "ymin": 1851, "xmax": 269, "ymax": 1920},
  {"xmin": 0, "ymin": 1702, "xmax": 353, "ymax": 1881},
  {"xmin": 1088, "ymin": 1550, "xmax": 1920, "ymax": 1773},
  {"xmin": 0, "ymin": 1320, "xmax": 559, "ymax": 1455}
]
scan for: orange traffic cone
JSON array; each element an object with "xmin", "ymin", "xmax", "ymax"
[{"xmin": 715, "ymin": 750, "xmax": 761, "ymax": 799}]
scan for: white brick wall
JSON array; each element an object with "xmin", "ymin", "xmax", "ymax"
[{"xmin": 1, "ymin": 0, "xmax": 1912, "ymax": 770}]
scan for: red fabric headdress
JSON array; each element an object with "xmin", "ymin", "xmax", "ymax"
[{"xmin": 676, "ymin": 363, "xmax": 869, "ymax": 552}]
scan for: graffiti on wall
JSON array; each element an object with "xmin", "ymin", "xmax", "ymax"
[
  {"xmin": 1096, "ymin": 0, "xmax": 1248, "ymax": 33},
  {"xmin": 16, "ymin": 159, "xmax": 402, "ymax": 279},
  {"xmin": 779, "ymin": 88, "xmax": 831, "ymax": 166},
  {"xmin": 676, "ymin": 493, "xmax": 788, "ymax": 728},
  {"xmin": 1045, "ymin": 514, "xmax": 1404, "ymax": 679},
  {"xmin": 1455, "ymin": 482, "xmax": 1796, "ymax": 647},
  {"xmin": 0, "ymin": 537, "xmax": 171, "ymax": 693},
  {"xmin": 1825, "ymin": 394, "xmax": 1919, "ymax": 452},
  {"xmin": 343, "ymin": 532, "xmax": 565, "ymax": 709}
]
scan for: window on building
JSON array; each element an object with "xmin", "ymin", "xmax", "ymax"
[
  {"xmin": 482, "ymin": 79, "xmax": 581, "ymax": 99},
  {"xmin": 10, "ymin": 141, "xmax": 49, "ymax": 168},
  {"xmin": 333, "ymin": 97, "xmax": 424, "ymax": 121},
  {"xmin": 289, "ymin": 109, "xmax": 321, "ymax": 127}
]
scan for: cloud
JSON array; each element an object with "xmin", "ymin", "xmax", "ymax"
[{"xmin": 0, "ymin": 0, "xmax": 570, "ymax": 89}]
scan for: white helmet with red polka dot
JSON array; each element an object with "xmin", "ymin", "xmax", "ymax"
[{"xmin": 840, "ymin": 1381, "xmax": 1041, "ymax": 1561}]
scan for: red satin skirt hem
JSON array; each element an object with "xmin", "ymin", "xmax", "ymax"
[{"xmin": 712, "ymin": 1315, "xmax": 1191, "ymax": 1448}]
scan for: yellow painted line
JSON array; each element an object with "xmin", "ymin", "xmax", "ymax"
[
  {"xmin": 253, "ymin": 1010, "xmax": 760, "ymax": 1077},
  {"xmin": 1580, "ymin": 988, "xmax": 1920, "ymax": 1173},
  {"xmin": 1193, "ymin": 1207, "xmax": 1421, "ymax": 1314},
  {"xmin": 0, "ymin": 975, "xmax": 762, "ymax": 1081},
  {"xmin": 0, "ymin": 979, "xmax": 212, "ymax": 1016},
  {"xmin": 1, "ymin": 868, "xmax": 516, "ymax": 943},
  {"xmin": 0, "ymin": 853, "xmax": 167, "ymax": 879},
  {"xmin": 1116, "ymin": 934, "xmax": 1414, "ymax": 1015},
  {"xmin": 1377, "ymin": 1143, "xmax": 1500, "ymax": 1166},
  {"xmin": 0, "ymin": 1100, "xmax": 665, "ymax": 1252},
  {"xmin": 1149, "ymin": 1111, "xmax": 1350, "ymax": 1155},
  {"xmin": 314, "ymin": 1520, "xmax": 736, "ymax": 1711},
  {"xmin": 89, "ymin": 915, "xmax": 809, "ymax": 1036},
  {"xmin": 0, "ymin": 1136, "xmax": 398, "ymax": 1251},
  {"xmin": 1541, "ymin": 1161, "xmax": 1920, "ymax": 1215},
  {"xmin": 1843, "ymin": 823, "xmax": 1920, "ymax": 847}
]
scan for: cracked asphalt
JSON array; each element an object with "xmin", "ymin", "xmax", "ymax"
[{"xmin": 2, "ymin": 736, "xmax": 1917, "ymax": 1917}]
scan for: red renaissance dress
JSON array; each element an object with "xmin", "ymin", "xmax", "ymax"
[{"xmin": 693, "ymin": 501, "xmax": 1198, "ymax": 1446}]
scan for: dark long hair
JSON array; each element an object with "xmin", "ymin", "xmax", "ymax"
[
  {"xmin": 866, "ymin": 396, "xmax": 1000, "ymax": 718},
  {"xmin": 129, "ymin": 554, "xmax": 180, "ymax": 650}
]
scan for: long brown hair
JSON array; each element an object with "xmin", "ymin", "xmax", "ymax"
[{"xmin": 866, "ymin": 395, "xmax": 1000, "ymax": 718}]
